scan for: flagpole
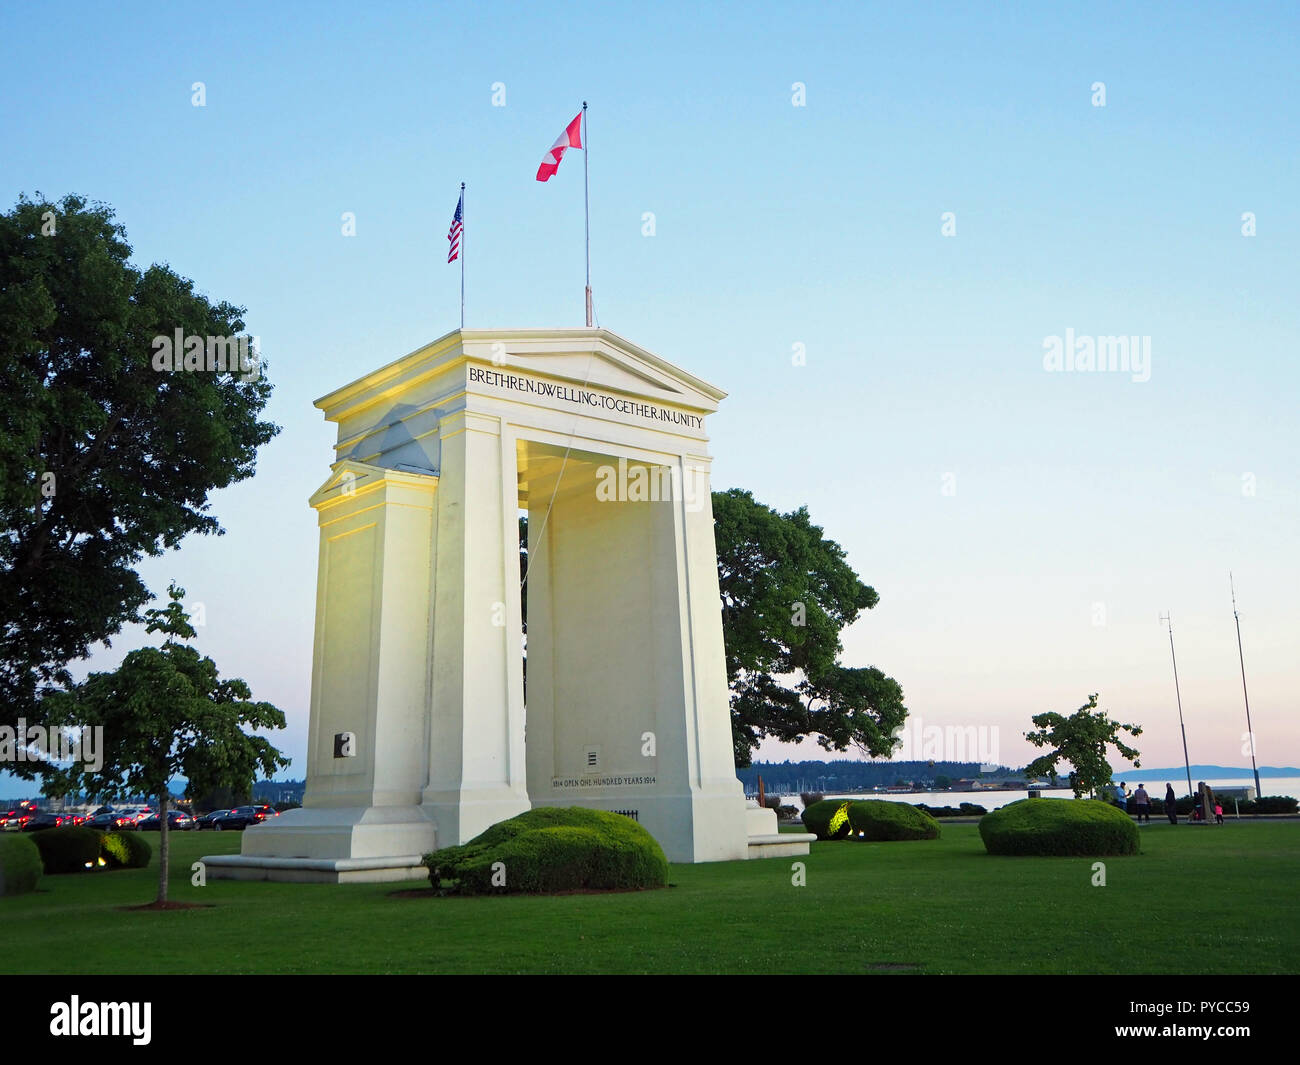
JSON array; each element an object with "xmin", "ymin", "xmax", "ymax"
[
  {"xmin": 1162, "ymin": 612, "xmax": 1196, "ymax": 802},
  {"xmin": 465, "ymin": 180, "xmax": 470, "ymax": 332},
  {"xmin": 1231, "ymin": 574, "xmax": 1263, "ymax": 798},
  {"xmin": 583, "ymin": 101, "xmax": 591, "ymax": 327}
]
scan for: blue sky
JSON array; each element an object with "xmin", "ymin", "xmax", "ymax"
[{"xmin": 2, "ymin": 1, "xmax": 1297, "ymax": 791}]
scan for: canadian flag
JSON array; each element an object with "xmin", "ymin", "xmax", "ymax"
[{"xmin": 536, "ymin": 110, "xmax": 583, "ymax": 182}]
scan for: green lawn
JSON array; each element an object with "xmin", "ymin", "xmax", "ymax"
[{"xmin": 2, "ymin": 821, "xmax": 1296, "ymax": 974}]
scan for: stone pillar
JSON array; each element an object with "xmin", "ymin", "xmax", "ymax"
[
  {"xmin": 225, "ymin": 462, "xmax": 440, "ymax": 881},
  {"xmin": 674, "ymin": 456, "xmax": 751, "ymax": 860},
  {"xmin": 422, "ymin": 411, "xmax": 530, "ymax": 844}
]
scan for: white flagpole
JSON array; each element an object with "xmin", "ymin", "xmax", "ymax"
[
  {"xmin": 465, "ymin": 180, "xmax": 470, "ymax": 328},
  {"xmin": 583, "ymin": 101, "xmax": 592, "ymax": 328}
]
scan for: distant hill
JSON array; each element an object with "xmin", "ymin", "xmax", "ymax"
[
  {"xmin": 252, "ymin": 778, "xmax": 305, "ymax": 802},
  {"xmin": 735, "ymin": 759, "xmax": 1018, "ymax": 792},
  {"xmin": 734, "ymin": 759, "xmax": 1299, "ymax": 793},
  {"xmin": 1119, "ymin": 765, "xmax": 1299, "ymax": 778}
]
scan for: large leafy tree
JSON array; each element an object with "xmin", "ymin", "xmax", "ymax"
[
  {"xmin": 43, "ymin": 583, "xmax": 289, "ymax": 905},
  {"xmin": 1023, "ymin": 693, "xmax": 1143, "ymax": 798},
  {"xmin": 0, "ymin": 193, "xmax": 278, "ymax": 740},
  {"xmin": 714, "ymin": 489, "xmax": 907, "ymax": 767}
]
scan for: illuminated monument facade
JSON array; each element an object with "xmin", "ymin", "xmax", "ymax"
[{"xmin": 205, "ymin": 329, "xmax": 811, "ymax": 882}]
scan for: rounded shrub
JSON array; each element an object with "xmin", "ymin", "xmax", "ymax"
[
  {"xmin": 424, "ymin": 807, "xmax": 669, "ymax": 895},
  {"xmin": 979, "ymin": 798, "xmax": 1139, "ymax": 856},
  {"xmin": 0, "ymin": 833, "xmax": 43, "ymax": 896},
  {"xmin": 99, "ymin": 830, "xmax": 152, "ymax": 869},
  {"xmin": 28, "ymin": 826, "xmax": 104, "ymax": 874},
  {"xmin": 801, "ymin": 799, "xmax": 940, "ymax": 841}
]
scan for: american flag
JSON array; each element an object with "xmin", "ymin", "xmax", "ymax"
[{"xmin": 447, "ymin": 191, "xmax": 463, "ymax": 263}]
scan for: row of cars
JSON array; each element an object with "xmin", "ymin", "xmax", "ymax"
[
  {"xmin": 0, "ymin": 804, "xmax": 281, "ymax": 832},
  {"xmin": 172, "ymin": 806, "xmax": 281, "ymax": 831},
  {"xmin": 0, "ymin": 803, "xmax": 101, "ymax": 832}
]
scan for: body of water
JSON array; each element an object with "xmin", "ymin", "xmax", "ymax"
[{"xmin": 772, "ymin": 777, "xmax": 1299, "ymax": 814}]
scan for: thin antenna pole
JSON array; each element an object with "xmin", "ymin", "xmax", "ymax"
[
  {"xmin": 1230, "ymin": 574, "xmax": 1263, "ymax": 798},
  {"xmin": 583, "ymin": 101, "xmax": 592, "ymax": 327},
  {"xmin": 1162, "ymin": 612, "xmax": 1195, "ymax": 800},
  {"xmin": 465, "ymin": 180, "xmax": 470, "ymax": 328}
]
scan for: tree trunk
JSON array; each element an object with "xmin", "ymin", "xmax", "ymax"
[{"xmin": 157, "ymin": 791, "xmax": 169, "ymax": 905}]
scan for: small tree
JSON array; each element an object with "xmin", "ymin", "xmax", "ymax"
[
  {"xmin": 44, "ymin": 583, "xmax": 288, "ymax": 904},
  {"xmin": 1023, "ymin": 694, "xmax": 1142, "ymax": 799}
]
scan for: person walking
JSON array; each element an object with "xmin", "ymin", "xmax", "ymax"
[
  {"xmin": 1133, "ymin": 783, "xmax": 1150, "ymax": 823},
  {"xmin": 1164, "ymin": 783, "xmax": 1178, "ymax": 824}
]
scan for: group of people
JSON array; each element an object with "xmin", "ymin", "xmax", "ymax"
[{"xmin": 1111, "ymin": 781, "xmax": 1223, "ymax": 825}]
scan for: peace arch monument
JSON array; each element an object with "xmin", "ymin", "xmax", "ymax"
[{"xmin": 206, "ymin": 328, "xmax": 812, "ymax": 882}]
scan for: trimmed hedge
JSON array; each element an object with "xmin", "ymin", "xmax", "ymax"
[
  {"xmin": 801, "ymin": 799, "xmax": 941, "ymax": 841},
  {"xmin": 423, "ymin": 807, "xmax": 669, "ymax": 895},
  {"xmin": 100, "ymin": 830, "xmax": 152, "ymax": 869},
  {"xmin": 28, "ymin": 826, "xmax": 103, "ymax": 874},
  {"xmin": 1127, "ymin": 794, "xmax": 1295, "ymax": 816},
  {"xmin": 915, "ymin": 802, "xmax": 988, "ymax": 818},
  {"xmin": 0, "ymin": 833, "xmax": 43, "ymax": 896},
  {"xmin": 1250, "ymin": 795, "xmax": 1299, "ymax": 815},
  {"xmin": 979, "ymin": 798, "xmax": 1139, "ymax": 856}
]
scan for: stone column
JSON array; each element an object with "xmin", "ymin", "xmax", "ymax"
[
  {"xmin": 233, "ymin": 462, "xmax": 440, "ymax": 877},
  {"xmin": 422, "ymin": 411, "xmax": 530, "ymax": 844}
]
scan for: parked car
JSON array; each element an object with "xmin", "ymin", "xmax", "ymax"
[
  {"xmin": 138, "ymin": 810, "xmax": 195, "ymax": 831},
  {"xmin": 1, "ymin": 802, "xmax": 43, "ymax": 830},
  {"xmin": 22, "ymin": 811, "xmax": 75, "ymax": 831},
  {"xmin": 88, "ymin": 811, "xmax": 137, "ymax": 830},
  {"xmin": 210, "ymin": 805, "xmax": 278, "ymax": 831},
  {"xmin": 194, "ymin": 810, "xmax": 231, "ymax": 830},
  {"xmin": 1, "ymin": 807, "xmax": 39, "ymax": 831}
]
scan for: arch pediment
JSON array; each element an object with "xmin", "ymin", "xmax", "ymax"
[{"xmin": 314, "ymin": 328, "xmax": 725, "ymax": 428}]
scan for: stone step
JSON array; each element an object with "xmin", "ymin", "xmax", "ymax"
[{"xmin": 744, "ymin": 832, "xmax": 815, "ymax": 859}]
